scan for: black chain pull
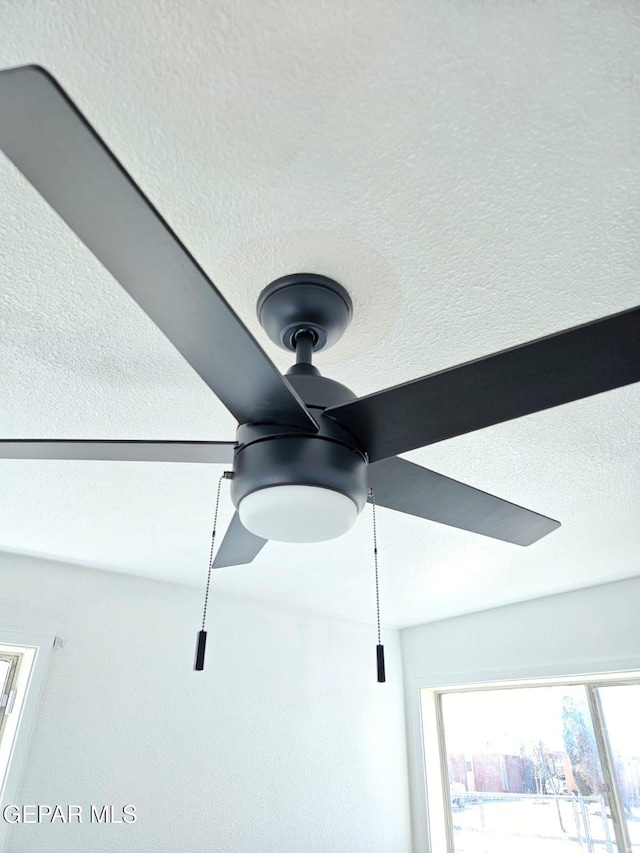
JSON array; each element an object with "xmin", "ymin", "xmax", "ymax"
[
  {"xmin": 194, "ymin": 473, "xmax": 227, "ymax": 671},
  {"xmin": 370, "ymin": 488, "xmax": 386, "ymax": 683}
]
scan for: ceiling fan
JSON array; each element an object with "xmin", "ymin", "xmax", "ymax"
[{"xmin": 1, "ymin": 65, "xmax": 639, "ymax": 571}]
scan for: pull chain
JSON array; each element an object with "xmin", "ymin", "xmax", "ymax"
[
  {"xmin": 370, "ymin": 488, "xmax": 386, "ymax": 683},
  {"xmin": 195, "ymin": 473, "xmax": 225, "ymax": 671}
]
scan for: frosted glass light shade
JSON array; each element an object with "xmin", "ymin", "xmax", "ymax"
[{"xmin": 238, "ymin": 485, "xmax": 359, "ymax": 543}]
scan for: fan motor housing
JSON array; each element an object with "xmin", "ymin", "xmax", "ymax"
[{"xmin": 231, "ymin": 371, "xmax": 368, "ymax": 515}]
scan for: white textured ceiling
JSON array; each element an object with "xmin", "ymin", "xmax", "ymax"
[{"xmin": 1, "ymin": 0, "xmax": 638, "ymax": 628}]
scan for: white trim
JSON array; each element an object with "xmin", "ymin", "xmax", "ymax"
[
  {"xmin": 419, "ymin": 688, "xmax": 447, "ymax": 852},
  {"xmin": 405, "ymin": 678, "xmax": 431, "ymax": 852},
  {"xmin": 0, "ymin": 630, "xmax": 54, "ymax": 853}
]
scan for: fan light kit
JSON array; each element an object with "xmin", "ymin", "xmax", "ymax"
[
  {"xmin": 0, "ymin": 65, "xmax": 639, "ymax": 573},
  {"xmin": 238, "ymin": 485, "xmax": 359, "ymax": 543}
]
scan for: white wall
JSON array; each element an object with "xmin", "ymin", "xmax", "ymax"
[
  {"xmin": 401, "ymin": 576, "xmax": 640, "ymax": 852},
  {"xmin": 0, "ymin": 551, "xmax": 411, "ymax": 853}
]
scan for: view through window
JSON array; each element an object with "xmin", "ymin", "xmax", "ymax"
[{"xmin": 435, "ymin": 680, "xmax": 640, "ymax": 852}]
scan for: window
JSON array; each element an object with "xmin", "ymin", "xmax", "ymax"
[
  {"xmin": 0, "ymin": 631, "xmax": 53, "ymax": 849},
  {"xmin": 421, "ymin": 675, "xmax": 640, "ymax": 852},
  {"xmin": 0, "ymin": 653, "xmax": 21, "ymax": 752}
]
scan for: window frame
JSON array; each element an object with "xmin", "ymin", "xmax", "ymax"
[
  {"xmin": 421, "ymin": 671, "xmax": 640, "ymax": 853},
  {"xmin": 0, "ymin": 653, "xmax": 22, "ymax": 745},
  {"xmin": 0, "ymin": 630, "xmax": 54, "ymax": 853}
]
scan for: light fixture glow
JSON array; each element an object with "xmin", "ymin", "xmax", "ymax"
[{"xmin": 238, "ymin": 485, "xmax": 358, "ymax": 543}]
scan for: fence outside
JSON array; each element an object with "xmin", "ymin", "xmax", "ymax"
[{"xmin": 451, "ymin": 791, "xmax": 628, "ymax": 852}]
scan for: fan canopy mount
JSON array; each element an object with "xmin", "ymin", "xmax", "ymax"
[{"xmin": 257, "ymin": 273, "xmax": 353, "ymax": 353}]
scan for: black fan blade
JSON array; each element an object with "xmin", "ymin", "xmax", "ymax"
[
  {"xmin": 0, "ymin": 439, "xmax": 236, "ymax": 463},
  {"xmin": 327, "ymin": 305, "xmax": 640, "ymax": 463},
  {"xmin": 0, "ymin": 66, "xmax": 316, "ymax": 432},
  {"xmin": 212, "ymin": 512, "xmax": 267, "ymax": 568},
  {"xmin": 368, "ymin": 456, "xmax": 560, "ymax": 546}
]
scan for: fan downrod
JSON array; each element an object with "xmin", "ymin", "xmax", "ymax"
[{"xmin": 257, "ymin": 273, "xmax": 353, "ymax": 353}]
